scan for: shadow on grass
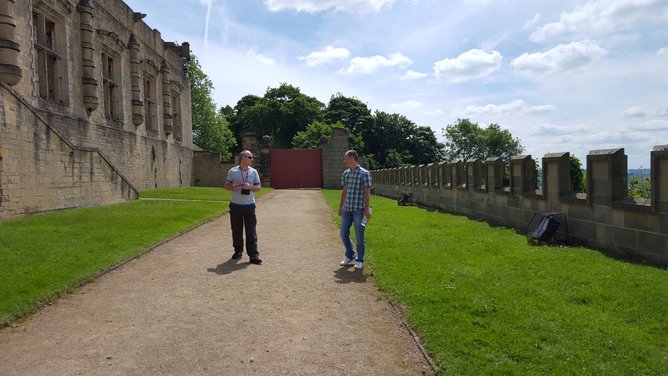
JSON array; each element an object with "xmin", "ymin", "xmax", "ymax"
[
  {"xmin": 207, "ymin": 258, "xmax": 250, "ymax": 275},
  {"xmin": 333, "ymin": 267, "xmax": 368, "ymax": 284}
]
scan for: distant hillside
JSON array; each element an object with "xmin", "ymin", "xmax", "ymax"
[{"xmin": 629, "ymin": 169, "xmax": 650, "ymax": 179}]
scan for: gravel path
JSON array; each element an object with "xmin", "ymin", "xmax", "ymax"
[{"xmin": 0, "ymin": 189, "xmax": 432, "ymax": 375}]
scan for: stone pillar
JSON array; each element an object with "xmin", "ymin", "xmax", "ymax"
[
  {"xmin": 542, "ymin": 152, "xmax": 571, "ymax": 201},
  {"xmin": 651, "ymin": 145, "xmax": 668, "ymax": 213},
  {"xmin": 485, "ymin": 157, "xmax": 504, "ymax": 192},
  {"xmin": 79, "ymin": 0, "xmax": 98, "ymax": 115},
  {"xmin": 161, "ymin": 61, "xmax": 173, "ymax": 135},
  {"xmin": 511, "ymin": 155, "xmax": 536, "ymax": 195},
  {"xmin": 410, "ymin": 165, "xmax": 418, "ymax": 186},
  {"xmin": 452, "ymin": 161, "xmax": 464, "ymax": 188},
  {"xmin": 418, "ymin": 164, "xmax": 427, "ymax": 186},
  {"xmin": 0, "ymin": 0, "xmax": 21, "ymax": 85},
  {"xmin": 466, "ymin": 159, "xmax": 483, "ymax": 189},
  {"xmin": 427, "ymin": 163, "xmax": 438, "ymax": 188},
  {"xmin": 321, "ymin": 127, "xmax": 349, "ymax": 188},
  {"xmin": 128, "ymin": 34, "xmax": 143, "ymax": 126},
  {"xmin": 259, "ymin": 135, "xmax": 271, "ymax": 187},
  {"xmin": 587, "ymin": 148, "xmax": 627, "ymax": 205}
]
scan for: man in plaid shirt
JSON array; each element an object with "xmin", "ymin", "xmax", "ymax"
[{"xmin": 338, "ymin": 150, "xmax": 372, "ymax": 270}]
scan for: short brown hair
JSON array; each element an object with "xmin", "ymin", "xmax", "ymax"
[{"xmin": 345, "ymin": 150, "xmax": 359, "ymax": 161}]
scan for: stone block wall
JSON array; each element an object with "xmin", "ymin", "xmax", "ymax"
[
  {"xmin": 0, "ymin": 0, "xmax": 193, "ymax": 219},
  {"xmin": 0, "ymin": 85, "xmax": 136, "ymax": 218},
  {"xmin": 371, "ymin": 147, "xmax": 668, "ymax": 267},
  {"xmin": 193, "ymin": 151, "xmax": 234, "ymax": 187}
]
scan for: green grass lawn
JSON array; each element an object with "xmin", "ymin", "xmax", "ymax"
[
  {"xmin": 139, "ymin": 186, "xmax": 233, "ymax": 201},
  {"xmin": 0, "ymin": 186, "xmax": 273, "ymax": 326},
  {"xmin": 322, "ymin": 190, "xmax": 668, "ymax": 375}
]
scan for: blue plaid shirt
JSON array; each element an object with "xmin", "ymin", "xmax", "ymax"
[{"xmin": 341, "ymin": 166, "xmax": 372, "ymax": 212}]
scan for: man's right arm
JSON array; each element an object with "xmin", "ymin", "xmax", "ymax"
[
  {"xmin": 224, "ymin": 169, "xmax": 235, "ymax": 191},
  {"xmin": 338, "ymin": 187, "xmax": 347, "ymax": 216}
]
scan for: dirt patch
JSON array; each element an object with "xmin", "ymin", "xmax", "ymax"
[{"xmin": 0, "ymin": 190, "xmax": 433, "ymax": 375}]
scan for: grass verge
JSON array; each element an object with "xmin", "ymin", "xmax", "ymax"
[
  {"xmin": 139, "ymin": 186, "xmax": 233, "ymax": 201},
  {"xmin": 321, "ymin": 190, "xmax": 668, "ymax": 375},
  {"xmin": 0, "ymin": 187, "xmax": 269, "ymax": 326}
]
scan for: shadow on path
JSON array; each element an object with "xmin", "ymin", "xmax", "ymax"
[
  {"xmin": 207, "ymin": 258, "xmax": 250, "ymax": 275},
  {"xmin": 333, "ymin": 267, "xmax": 368, "ymax": 284}
]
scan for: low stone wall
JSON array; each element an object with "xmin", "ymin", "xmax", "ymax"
[
  {"xmin": 193, "ymin": 151, "xmax": 235, "ymax": 187},
  {"xmin": 371, "ymin": 147, "xmax": 668, "ymax": 267}
]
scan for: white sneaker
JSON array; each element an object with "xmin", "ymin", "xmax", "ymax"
[
  {"xmin": 340, "ymin": 257, "xmax": 354, "ymax": 266},
  {"xmin": 354, "ymin": 261, "xmax": 364, "ymax": 269}
]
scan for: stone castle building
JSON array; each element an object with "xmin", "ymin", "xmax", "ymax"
[{"xmin": 0, "ymin": 0, "xmax": 193, "ymax": 219}]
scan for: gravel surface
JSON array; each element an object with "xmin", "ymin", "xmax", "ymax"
[{"xmin": 0, "ymin": 189, "xmax": 433, "ymax": 375}]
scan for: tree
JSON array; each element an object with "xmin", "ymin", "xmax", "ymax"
[
  {"xmin": 324, "ymin": 93, "xmax": 374, "ymax": 136},
  {"xmin": 443, "ymin": 119, "xmax": 523, "ymax": 162},
  {"xmin": 364, "ymin": 111, "xmax": 443, "ymax": 168},
  {"xmin": 292, "ymin": 121, "xmax": 365, "ymax": 151},
  {"xmin": 188, "ymin": 53, "xmax": 235, "ymax": 159},
  {"xmin": 570, "ymin": 155, "xmax": 586, "ymax": 193},
  {"xmin": 228, "ymin": 84, "xmax": 324, "ymax": 148},
  {"xmin": 262, "ymin": 83, "xmax": 325, "ymax": 147},
  {"xmin": 292, "ymin": 120, "xmax": 334, "ymax": 149},
  {"xmin": 629, "ymin": 176, "xmax": 650, "ymax": 198}
]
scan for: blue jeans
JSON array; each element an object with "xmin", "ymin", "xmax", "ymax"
[{"xmin": 340, "ymin": 209, "xmax": 365, "ymax": 262}]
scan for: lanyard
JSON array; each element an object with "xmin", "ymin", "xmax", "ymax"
[{"xmin": 240, "ymin": 168, "xmax": 249, "ymax": 185}]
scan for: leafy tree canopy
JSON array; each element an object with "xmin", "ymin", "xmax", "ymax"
[
  {"xmin": 443, "ymin": 119, "xmax": 523, "ymax": 162},
  {"xmin": 292, "ymin": 121, "xmax": 365, "ymax": 151},
  {"xmin": 188, "ymin": 53, "xmax": 235, "ymax": 159},
  {"xmin": 324, "ymin": 93, "xmax": 374, "ymax": 136},
  {"xmin": 223, "ymin": 84, "xmax": 443, "ymax": 169}
]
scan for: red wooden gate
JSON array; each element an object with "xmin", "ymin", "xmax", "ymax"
[{"xmin": 269, "ymin": 149, "xmax": 323, "ymax": 189}]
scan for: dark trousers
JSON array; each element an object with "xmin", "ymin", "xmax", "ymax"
[{"xmin": 229, "ymin": 203, "xmax": 258, "ymax": 257}]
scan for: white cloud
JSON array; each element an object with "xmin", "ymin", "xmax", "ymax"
[
  {"xmin": 433, "ymin": 49, "xmax": 502, "ymax": 83},
  {"xmin": 247, "ymin": 50, "xmax": 276, "ymax": 65},
  {"xmin": 264, "ymin": 0, "xmax": 394, "ymax": 13},
  {"xmin": 528, "ymin": 123, "xmax": 591, "ymax": 136},
  {"xmin": 401, "ymin": 70, "xmax": 428, "ymax": 80},
  {"xmin": 524, "ymin": 13, "xmax": 541, "ymax": 30},
  {"xmin": 424, "ymin": 109, "xmax": 444, "ymax": 116},
  {"xmin": 390, "ymin": 100, "xmax": 423, "ymax": 110},
  {"xmin": 454, "ymin": 100, "xmax": 556, "ymax": 117},
  {"xmin": 511, "ymin": 40, "xmax": 607, "ymax": 76},
  {"xmin": 623, "ymin": 106, "xmax": 646, "ymax": 118},
  {"xmin": 339, "ymin": 53, "xmax": 412, "ymax": 74},
  {"xmin": 656, "ymin": 109, "xmax": 668, "ymax": 117},
  {"xmin": 299, "ymin": 46, "xmax": 350, "ymax": 66},
  {"xmin": 658, "ymin": 47, "xmax": 668, "ymax": 56},
  {"xmin": 630, "ymin": 119, "xmax": 668, "ymax": 131},
  {"xmin": 529, "ymin": 0, "xmax": 668, "ymax": 43}
]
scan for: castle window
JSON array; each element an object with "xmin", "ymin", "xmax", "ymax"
[
  {"xmin": 33, "ymin": 11, "xmax": 62, "ymax": 102},
  {"xmin": 144, "ymin": 77, "xmax": 157, "ymax": 132},
  {"xmin": 102, "ymin": 53, "xmax": 119, "ymax": 120}
]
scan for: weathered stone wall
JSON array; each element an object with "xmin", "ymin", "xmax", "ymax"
[
  {"xmin": 0, "ymin": 0, "xmax": 193, "ymax": 219},
  {"xmin": 0, "ymin": 85, "xmax": 137, "ymax": 217},
  {"xmin": 322, "ymin": 127, "xmax": 349, "ymax": 189},
  {"xmin": 193, "ymin": 151, "xmax": 234, "ymax": 187},
  {"xmin": 371, "ymin": 147, "xmax": 668, "ymax": 267}
]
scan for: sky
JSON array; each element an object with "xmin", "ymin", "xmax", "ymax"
[{"xmin": 123, "ymin": 0, "xmax": 668, "ymax": 169}]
